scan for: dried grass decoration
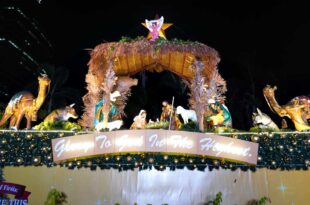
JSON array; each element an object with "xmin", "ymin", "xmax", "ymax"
[{"xmin": 81, "ymin": 37, "xmax": 225, "ymax": 130}]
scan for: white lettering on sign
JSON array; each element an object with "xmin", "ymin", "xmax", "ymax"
[
  {"xmin": 0, "ymin": 185, "xmax": 18, "ymax": 193},
  {"xmin": 96, "ymin": 135, "xmax": 112, "ymax": 149},
  {"xmin": 0, "ymin": 199, "xmax": 28, "ymax": 205},
  {"xmin": 200, "ymin": 137, "xmax": 252, "ymax": 157},
  {"xmin": 54, "ymin": 139, "xmax": 94, "ymax": 158},
  {"xmin": 167, "ymin": 135, "xmax": 193, "ymax": 149},
  {"xmin": 115, "ymin": 135, "xmax": 143, "ymax": 151},
  {"xmin": 52, "ymin": 130, "xmax": 258, "ymax": 165},
  {"xmin": 149, "ymin": 134, "xmax": 166, "ymax": 148}
]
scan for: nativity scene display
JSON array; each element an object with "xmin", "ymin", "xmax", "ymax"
[
  {"xmin": 79, "ymin": 15, "xmax": 233, "ymax": 133},
  {"xmin": 0, "ymin": 16, "xmax": 309, "ymax": 133}
]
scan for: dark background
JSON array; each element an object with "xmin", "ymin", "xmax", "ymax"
[{"xmin": 0, "ymin": 0, "xmax": 309, "ymax": 129}]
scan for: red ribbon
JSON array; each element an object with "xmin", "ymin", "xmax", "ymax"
[{"xmin": 0, "ymin": 182, "xmax": 31, "ymax": 200}]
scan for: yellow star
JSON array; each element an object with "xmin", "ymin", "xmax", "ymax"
[{"xmin": 142, "ymin": 22, "xmax": 173, "ymax": 40}]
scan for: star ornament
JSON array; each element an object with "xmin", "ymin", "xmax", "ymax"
[{"xmin": 142, "ymin": 16, "xmax": 172, "ymax": 41}]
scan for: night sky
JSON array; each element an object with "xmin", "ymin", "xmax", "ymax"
[{"xmin": 1, "ymin": 1, "xmax": 309, "ymax": 129}]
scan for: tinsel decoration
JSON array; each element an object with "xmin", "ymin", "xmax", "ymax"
[
  {"xmin": 205, "ymin": 68, "xmax": 227, "ymax": 104},
  {"xmin": 0, "ymin": 131, "xmax": 310, "ymax": 172},
  {"xmin": 80, "ymin": 73, "xmax": 101, "ymax": 127},
  {"xmin": 100, "ymin": 60, "xmax": 118, "ymax": 127},
  {"xmin": 186, "ymin": 59, "xmax": 227, "ymax": 131},
  {"xmin": 114, "ymin": 76, "xmax": 138, "ymax": 117},
  {"xmin": 186, "ymin": 59, "xmax": 208, "ymax": 131}
]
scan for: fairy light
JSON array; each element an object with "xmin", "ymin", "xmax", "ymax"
[{"xmin": 0, "ymin": 130, "xmax": 309, "ymax": 171}]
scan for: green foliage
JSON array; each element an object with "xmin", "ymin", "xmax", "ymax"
[
  {"xmin": 44, "ymin": 189, "xmax": 67, "ymax": 205},
  {"xmin": 146, "ymin": 121, "xmax": 169, "ymax": 129},
  {"xmin": 249, "ymin": 126, "xmax": 281, "ymax": 133},
  {"xmin": 213, "ymin": 192, "xmax": 223, "ymax": 205},
  {"xmin": 246, "ymin": 196, "xmax": 271, "ymax": 205},
  {"xmin": 170, "ymin": 38, "xmax": 202, "ymax": 45},
  {"xmin": 155, "ymin": 37, "xmax": 167, "ymax": 46},
  {"xmin": 33, "ymin": 120, "xmax": 81, "ymax": 131},
  {"xmin": 118, "ymin": 36, "xmax": 202, "ymax": 46},
  {"xmin": 212, "ymin": 126, "xmax": 239, "ymax": 133},
  {"xmin": 207, "ymin": 192, "xmax": 222, "ymax": 205},
  {"xmin": 119, "ymin": 36, "xmax": 145, "ymax": 43}
]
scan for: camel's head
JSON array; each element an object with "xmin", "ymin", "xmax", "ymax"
[
  {"xmin": 38, "ymin": 73, "xmax": 51, "ymax": 88},
  {"xmin": 263, "ymin": 85, "xmax": 277, "ymax": 97}
]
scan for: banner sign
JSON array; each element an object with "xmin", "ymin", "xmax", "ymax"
[
  {"xmin": 52, "ymin": 130, "xmax": 259, "ymax": 165},
  {"xmin": 0, "ymin": 182, "xmax": 31, "ymax": 204}
]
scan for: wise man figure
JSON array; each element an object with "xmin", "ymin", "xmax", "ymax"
[{"xmin": 160, "ymin": 101, "xmax": 182, "ymax": 129}]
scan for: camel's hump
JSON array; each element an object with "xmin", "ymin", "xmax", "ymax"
[{"xmin": 8, "ymin": 91, "xmax": 34, "ymax": 107}]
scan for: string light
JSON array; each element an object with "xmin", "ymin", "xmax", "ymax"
[
  {"xmin": 148, "ymin": 158, "xmax": 154, "ymax": 164},
  {"xmin": 87, "ymin": 161, "xmax": 92, "ymax": 167},
  {"xmin": 0, "ymin": 131, "xmax": 309, "ymax": 171},
  {"xmin": 17, "ymin": 158, "xmax": 23, "ymax": 164}
]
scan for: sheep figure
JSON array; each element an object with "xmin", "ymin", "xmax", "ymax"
[
  {"xmin": 176, "ymin": 106, "xmax": 197, "ymax": 124},
  {"xmin": 252, "ymin": 108, "xmax": 279, "ymax": 130},
  {"xmin": 95, "ymin": 120, "xmax": 123, "ymax": 132}
]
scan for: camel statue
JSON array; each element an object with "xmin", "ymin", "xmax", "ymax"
[
  {"xmin": 263, "ymin": 85, "xmax": 310, "ymax": 131},
  {"xmin": 0, "ymin": 74, "xmax": 51, "ymax": 129}
]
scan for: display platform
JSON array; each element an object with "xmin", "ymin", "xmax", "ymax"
[{"xmin": 1, "ymin": 130, "xmax": 310, "ymax": 204}]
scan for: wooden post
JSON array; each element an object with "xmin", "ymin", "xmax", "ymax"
[{"xmin": 168, "ymin": 96, "xmax": 175, "ymax": 130}]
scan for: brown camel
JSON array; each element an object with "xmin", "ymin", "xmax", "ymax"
[
  {"xmin": 0, "ymin": 74, "xmax": 51, "ymax": 129},
  {"xmin": 263, "ymin": 85, "xmax": 310, "ymax": 131}
]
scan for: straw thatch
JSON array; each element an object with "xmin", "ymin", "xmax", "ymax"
[{"xmin": 80, "ymin": 38, "xmax": 224, "ymax": 128}]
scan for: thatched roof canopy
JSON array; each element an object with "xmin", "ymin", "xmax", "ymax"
[{"xmin": 88, "ymin": 38, "xmax": 220, "ymax": 80}]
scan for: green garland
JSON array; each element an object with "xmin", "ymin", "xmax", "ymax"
[
  {"xmin": 118, "ymin": 36, "xmax": 203, "ymax": 47},
  {"xmin": 0, "ymin": 130, "xmax": 309, "ymax": 171},
  {"xmin": 33, "ymin": 121, "xmax": 82, "ymax": 131}
]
